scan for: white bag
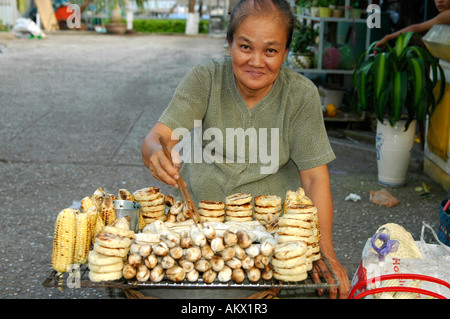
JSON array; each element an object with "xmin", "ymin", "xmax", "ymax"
[{"xmin": 12, "ymin": 18, "xmax": 46, "ymax": 38}]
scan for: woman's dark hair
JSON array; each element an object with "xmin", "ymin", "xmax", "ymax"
[{"xmin": 226, "ymin": 0, "xmax": 295, "ymax": 49}]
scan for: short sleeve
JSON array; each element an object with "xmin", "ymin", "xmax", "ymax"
[
  {"xmin": 158, "ymin": 64, "xmax": 212, "ymax": 137},
  {"xmin": 288, "ymin": 80, "xmax": 335, "ymax": 170}
]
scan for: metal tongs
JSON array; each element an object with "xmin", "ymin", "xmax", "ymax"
[{"xmin": 159, "ymin": 137, "xmax": 202, "ymax": 225}]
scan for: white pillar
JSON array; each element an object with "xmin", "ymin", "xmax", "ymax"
[
  {"xmin": 185, "ymin": 12, "xmax": 199, "ymax": 35},
  {"xmin": 126, "ymin": 9, "xmax": 134, "ymax": 30}
]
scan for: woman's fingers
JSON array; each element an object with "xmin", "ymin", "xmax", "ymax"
[
  {"xmin": 311, "ymin": 259, "xmax": 338, "ymax": 298},
  {"xmin": 149, "ymin": 149, "xmax": 180, "ymax": 187},
  {"xmin": 310, "ymin": 262, "xmax": 324, "ymax": 297},
  {"xmin": 311, "ymin": 257, "xmax": 350, "ymax": 299},
  {"xmin": 171, "ymin": 148, "xmax": 182, "ymax": 169}
]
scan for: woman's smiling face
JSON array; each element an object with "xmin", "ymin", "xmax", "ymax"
[{"xmin": 228, "ymin": 14, "xmax": 289, "ymax": 101}]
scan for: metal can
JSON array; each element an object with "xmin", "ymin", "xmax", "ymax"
[{"xmin": 113, "ymin": 200, "xmax": 141, "ymax": 232}]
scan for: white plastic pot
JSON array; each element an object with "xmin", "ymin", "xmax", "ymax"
[
  {"xmin": 376, "ymin": 119, "xmax": 417, "ymax": 187},
  {"xmin": 321, "ymin": 86, "xmax": 345, "ymax": 108}
]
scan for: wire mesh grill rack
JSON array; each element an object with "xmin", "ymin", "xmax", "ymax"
[{"xmin": 42, "ymin": 254, "xmax": 339, "ymax": 293}]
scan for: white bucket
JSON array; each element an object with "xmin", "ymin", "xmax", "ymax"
[
  {"xmin": 376, "ymin": 119, "xmax": 417, "ymax": 186},
  {"xmin": 321, "ymin": 86, "xmax": 345, "ymax": 108}
]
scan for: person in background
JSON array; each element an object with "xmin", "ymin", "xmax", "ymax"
[{"xmin": 375, "ymin": 0, "xmax": 450, "ymax": 48}]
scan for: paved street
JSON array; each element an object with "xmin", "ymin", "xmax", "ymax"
[{"xmin": 0, "ymin": 32, "xmax": 446, "ymax": 299}]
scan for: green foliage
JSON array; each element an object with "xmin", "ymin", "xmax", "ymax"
[
  {"xmin": 350, "ymin": 0, "xmax": 361, "ymax": 8},
  {"xmin": 317, "ymin": 0, "xmax": 329, "ymax": 7},
  {"xmin": 296, "ymin": 0, "xmax": 312, "ymax": 8},
  {"xmin": 352, "ymin": 32, "xmax": 446, "ymax": 130},
  {"xmin": 132, "ymin": 19, "xmax": 209, "ymax": 34},
  {"xmin": 290, "ymin": 21, "xmax": 318, "ymax": 54}
]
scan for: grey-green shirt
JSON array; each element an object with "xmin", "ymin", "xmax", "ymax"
[{"xmin": 158, "ymin": 57, "xmax": 335, "ymax": 204}]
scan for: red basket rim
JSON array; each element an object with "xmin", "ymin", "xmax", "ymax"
[{"xmin": 348, "ymin": 273, "xmax": 450, "ymax": 299}]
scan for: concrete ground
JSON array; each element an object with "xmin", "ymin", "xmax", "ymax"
[{"xmin": 0, "ymin": 32, "xmax": 447, "ymax": 299}]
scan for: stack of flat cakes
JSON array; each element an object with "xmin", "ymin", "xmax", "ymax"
[
  {"xmin": 254, "ymin": 195, "xmax": 282, "ymax": 226},
  {"xmin": 198, "ymin": 200, "xmax": 225, "ymax": 222},
  {"xmin": 133, "ymin": 187, "xmax": 167, "ymax": 225},
  {"xmin": 272, "ymin": 241, "xmax": 309, "ymax": 282},
  {"xmin": 224, "ymin": 193, "xmax": 254, "ymax": 222},
  {"xmin": 88, "ymin": 219, "xmax": 135, "ymax": 282},
  {"xmin": 276, "ymin": 188, "xmax": 321, "ymax": 270}
]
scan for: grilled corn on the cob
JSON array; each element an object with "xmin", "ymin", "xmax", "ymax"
[
  {"xmin": 80, "ymin": 196, "xmax": 95, "ymax": 213},
  {"xmin": 86, "ymin": 206, "xmax": 99, "ymax": 240},
  {"xmin": 93, "ymin": 211, "xmax": 105, "ymax": 241},
  {"xmin": 107, "ymin": 193, "xmax": 116, "ymax": 200},
  {"xmin": 139, "ymin": 213, "xmax": 145, "ymax": 231},
  {"xmin": 118, "ymin": 189, "xmax": 135, "ymax": 201},
  {"xmin": 74, "ymin": 211, "xmax": 91, "ymax": 265},
  {"xmin": 91, "ymin": 187, "xmax": 105, "ymax": 213},
  {"xmin": 51, "ymin": 208, "xmax": 77, "ymax": 273},
  {"xmin": 102, "ymin": 194, "xmax": 116, "ymax": 226}
]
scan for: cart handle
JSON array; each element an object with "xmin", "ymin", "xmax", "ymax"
[{"xmin": 348, "ymin": 273, "xmax": 450, "ymax": 299}]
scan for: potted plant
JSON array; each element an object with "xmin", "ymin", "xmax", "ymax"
[
  {"xmin": 349, "ymin": 0, "xmax": 362, "ymax": 19},
  {"xmin": 289, "ymin": 20, "xmax": 319, "ymax": 69},
  {"xmin": 318, "ymin": 0, "xmax": 332, "ymax": 17},
  {"xmin": 106, "ymin": 0, "xmax": 126, "ymax": 34},
  {"xmin": 311, "ymin": 0, "xmax": 320, "ymax": 17},
  {"xmin": 352, "ymin": 32, "xmax": 446, "ymax": 186},
  {"xmin": 296, "ymin": 0, "xmax": 312, "ymax": 15},
  {"xmin": 330, "ymin": 0, "xmax": 345, "ymax": 17}
]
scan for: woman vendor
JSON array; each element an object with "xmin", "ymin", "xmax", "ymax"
[{"xmin": 141, "ymin": 0, "xmax": 350, "ymax": 298}]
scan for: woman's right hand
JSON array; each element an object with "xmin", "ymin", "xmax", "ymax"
[
  {"xmin": 141, "ymin": 123, "xmax": 181, "ymax": 188},
  {"xmin": 374, "ymin": 34, "xmax": 392, "ymax": 49},
  {"xmin": 148, "ymin": 145, "xmax": 182, "ymax": 188}
]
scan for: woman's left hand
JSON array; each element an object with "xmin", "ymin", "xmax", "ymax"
[{"xmin": 310, "ymin": 253, "xmax": 350, "ymax": 299}]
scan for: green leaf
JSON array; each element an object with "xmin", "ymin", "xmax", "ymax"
[
  {"xmin": 397, "ymin": 32, "xmax": 415, "ymax": 59},
  {"xmin": 402, "ymin": 32, "xmax": 415, "ymax": 48},
  {"xmin": 408, "ymin": 57, "xmax": 425, "ymax": 107},
  {"xmin": 375, "ymin": 85, "xmax": 390, "ymax": 123},
  {"xmin": 406, "ymin": 45, "xmax": 425, "ymax": 60},
  {"xmin": 415, "ymin": 94, "xmax": 428, "ymax": 123},
  {"xmin": 373, "ymin": 52, "xmax": 388, "ymax": 100},
  {"xmin": 356, "ymin": 70, "xmax": 367, "ymax": 110},
  {"xmin": 388, "ymin": 47, "xmax": 401, "ymax": 73},
  {"xmin": 395, "ymin": 33, "xmax": 404, "ymax": 57},
  {"xmin": 367, "ymin": 41, "xmax": 384, "ymax": 56},
  {"xmin": 355, "ymin": 60, "xmax": 373, "ymax": 110},
  {"xmin": 394, "ymin": 32, "xmax": 414, "ymax": 58},
  {"xmin": 390, "ymin": 71, "xmax": 407, "ymax": 123}
]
